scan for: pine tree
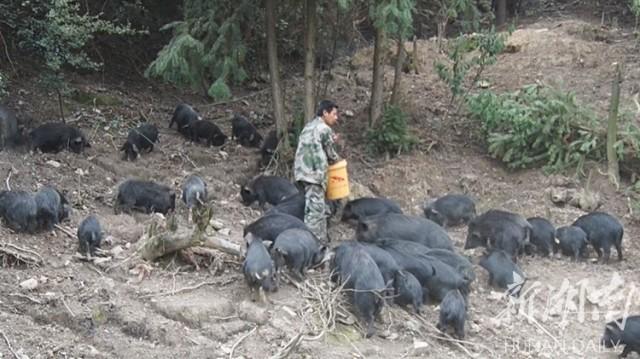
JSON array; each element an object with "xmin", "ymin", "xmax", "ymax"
[{"xmin": 145, "ymin": 0, "xmax": 252, "ymax": 99}]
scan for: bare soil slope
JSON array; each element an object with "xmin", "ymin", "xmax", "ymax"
[{"xmin": 1, "ymin": 15, "xmax": 639, "ymax": 359}]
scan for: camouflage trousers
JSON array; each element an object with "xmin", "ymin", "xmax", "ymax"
[{"xmin": 299, "ymin": 181, "xmax": 328, "ymax": 243}]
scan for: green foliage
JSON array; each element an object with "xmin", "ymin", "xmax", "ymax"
[
  {"xmin": 414, "ymin": 0, "xmax": 492, "ymax": 46},
  {"xmin": 367, "ymin": 105, "xmax": 417, "ymax": 156},
  {"xmin": 145, "ymin": 30, "xmax": 204, "ymax": 87},
  {"xmin": 632, "ymin": 0, "xmax": 640, "ymax": 18},
  {"xmin": 208, "ymin": 79, "xmax": 232, "ymax": 100},
  {"xmin": 7, "ymin": 0, "xmax": 140, "ymax": 94},
  {"xmin": 18, "ymin": 0, "xmax": 139, "ymax": 72},
  {"xmin": 289, "ymin": 111, "xmax": 306, "ymax": 149},
  {"xmin": 438, "ymin": 0, "xmax": 485, "ymax": 33},
  {"xmin": 39, "ymin": 72, "xmax": 70, "ymax": 97},
  {"xmin": 145, "ymin": 0, "xmax": 251, "ymax": 100},
  {"xmin": 370, "ymin": 0, "xmax": 416, "ymax": 39},
  {"xmin": 467, "ymin": 84, "xmax": 606, "ymax": 171},
  {"xmin": 617, "ymin": 117, "xmax": 640, "ymax": 161},
  {"xmin": 287, "ymin": 97, "xmax": 306, "ymax": 149},
  {"xmin": 337, "ymin": 0, "xmax": 352, "ymax": 10},
  {"xmin": 435, "ymin": 27, "xmax": 510, "ymax": 105}
]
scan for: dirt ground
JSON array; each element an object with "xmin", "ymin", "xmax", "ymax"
[{"xmin": 1, "ymin": 5, "xmax": 640, "ymax": 359}]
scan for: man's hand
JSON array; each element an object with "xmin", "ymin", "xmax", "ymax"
[{"xmin": 332, "ymin": 133, "xmax": 341, "ymax": 143}]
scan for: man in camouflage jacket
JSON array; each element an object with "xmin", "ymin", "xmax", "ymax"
[{"xmin": 294, "ymin": 100, "xmax": 340, "ymax": 243}]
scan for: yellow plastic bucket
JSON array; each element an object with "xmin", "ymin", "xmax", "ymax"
[{"xmin": 326, "ymin": 159, "xmax": 350, "ymax": 200}]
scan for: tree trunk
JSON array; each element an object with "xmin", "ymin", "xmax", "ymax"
[
  {"xmin": 318, "ymin": 7, "xmax": 340, "ymax": 100},
  {"xmin": 412, "ymin": 35, "xmax": 420, "ymax": 74},
  {"xmin": 56, "ymin": 88, "xmax": 65, "ymax": 123},
  {"xmin": 265, "ymin": 0, "xmax": 289, "ymax": 151},
  {"xmin": 437, "ymin": 22, "xmax": 446, "ymax": 51},
  {"xmin": 390, "ymin": 37, "xmax": 405, "ymax": 107},
  {"xmin": 496, "ymin": 0, "xmax": 507, "ymax": 27},
  {"xmin": 303, "ymin": 0, "xmax": 317, "ymax": 123},
  {"xmin": 201, "ymin": 78, "xmax": 210, "ymax": 98},
  {"xmin": 607, "ymin": 62, "xmax": 623, "ymax": 189},
  {"xmin": 369, "ymin": 26, "xmax": 386, "ymax": 127},
  {"xmin": 137, "ymin": 226, "xmax": 241, "ymax": 261}
]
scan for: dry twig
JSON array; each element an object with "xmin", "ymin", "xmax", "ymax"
[
  {"xmin": 0, "ymin": 30, "xmax": 17, "ymax": 75},
  {"xmin": 229, "ymin": 326, "xmax": 257, "ymax": 359},
  {"xmin": 203, "ymin": 88, "xmax": 269, "ymax": 109},
  {"xmin": 298, "ymin": 273, "xmax": 345, "ymax": 337},
  {"xmin": 60, "ymin": 296, "xmax": 76, "ymax": 317},
  {"xmin": 0, "ymin": 330, "xmax": 19, "ymax": 359},
  {"xmin": 410, "ymin": 313, "xmax": 494, "ymax": 357},
  {"xmin": 5, "ymin": 167, "xmax": 12, "ymax": 191},
  {"xmin": 268, "ymin": 273, "xmax": 350, "ymax": 358},
  {"xmin": 8, "ymin": 292, "xmax": 42, "ymax": 304},
  {"xmin": 338, "ymin": 333, "xmax": 365, "ymax": 358},
  {"xmin": 270, "ymin": 333, "xmax": 304, "ymax": 359},
  {"xmin": 54, "ymin": 224, "xmax": 76, "ymax": 239},
  {"xmin": 185, "ymin": 336, "xmax": 199, "ymax": 345},
  {"xmin": 179, "ymin": 151, "xmax": 199, "ymax": 170},
  {"xmin": 105, "ymin": 251, "xmax": 137, "ymax": 273},
  {"xmin": 518, "ymin": 311, "xmax": 560, "ymax": 345},
  {"xmin": 138, "ymin": 280, "xmax": 224, "ymax": 299},
  {"xmin": 86, "ymin": 263, "xmax": 105, "ymax": 277},
  {"xmin": 350, "ymin": 151, "xmax": 375, "ymax": 170},
  {"xmin": 0, "ymin": 242, "xmax": 43, "ymax": 266},
  {"xmin": 212, "ymin": 315, "xmax": 238, "ymax": 321}
]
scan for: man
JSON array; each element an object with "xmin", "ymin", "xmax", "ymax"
[{"xmin": 294, "ymin": 100, "xmax": 341, "ymax": 243}]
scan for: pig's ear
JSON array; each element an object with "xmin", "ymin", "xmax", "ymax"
[{"xmin": 244, "ymin": 232, "xmax": 256, "ymax": 245}]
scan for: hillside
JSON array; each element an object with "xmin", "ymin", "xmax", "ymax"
[{"xmin": 0, "ymin": 15, "xmax": 639, "ymax": 359}]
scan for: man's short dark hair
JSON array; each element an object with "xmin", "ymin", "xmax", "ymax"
[{"xmin": 316, "ymin": 100, "xmax": 338, "ymax": 117}]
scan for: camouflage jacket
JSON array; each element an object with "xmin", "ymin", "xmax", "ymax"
[{"xmin": 294, "ymin": 117, "xmax": 340, "ymax": 188}]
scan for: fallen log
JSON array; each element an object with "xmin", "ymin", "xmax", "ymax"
[{"xmin": 137, "ymin": 225, "xmax": 241, "ymax": 261}]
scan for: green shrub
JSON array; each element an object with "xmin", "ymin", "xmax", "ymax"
[
  {"xmin": 6, "ymin": 0, "xmax": 141, "ymax": 110},
  {"xmin": 467, "ymin": 84, "xmax": 605, "ymax": 171},
  {"xmin": 367, "ymin": 105, "xmax": 417, "ymax": 157},
  {"xmin": 435, "ymin": 27, "xmax": 510, "ymax": 109},
  {"xmin": 17, "ymin": 0, "xmax": 139, "ymax": 73}
]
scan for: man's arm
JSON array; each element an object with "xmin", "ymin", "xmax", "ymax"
[{"xmin": 321, "ymin": 128, "xmax": 340, "ymax": 164}]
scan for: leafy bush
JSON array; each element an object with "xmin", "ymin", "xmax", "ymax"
[
  {"xmin": 467, "ymin": 84, "xmax": 607, "ymax": 171},
  {"xmin": 435, "ymin": 27, "xmax": 510, "ymax": 108},
  {"xmin": 367, "ymin": 105, "xmax": 417, "ymax": 156},
  {"xmin": 3, "ymin": 0, "xmax": 141, "ymax": 109},
  {"xmin": 17, "ymin": 0, "xmax": 140, "ymax": 73}
]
